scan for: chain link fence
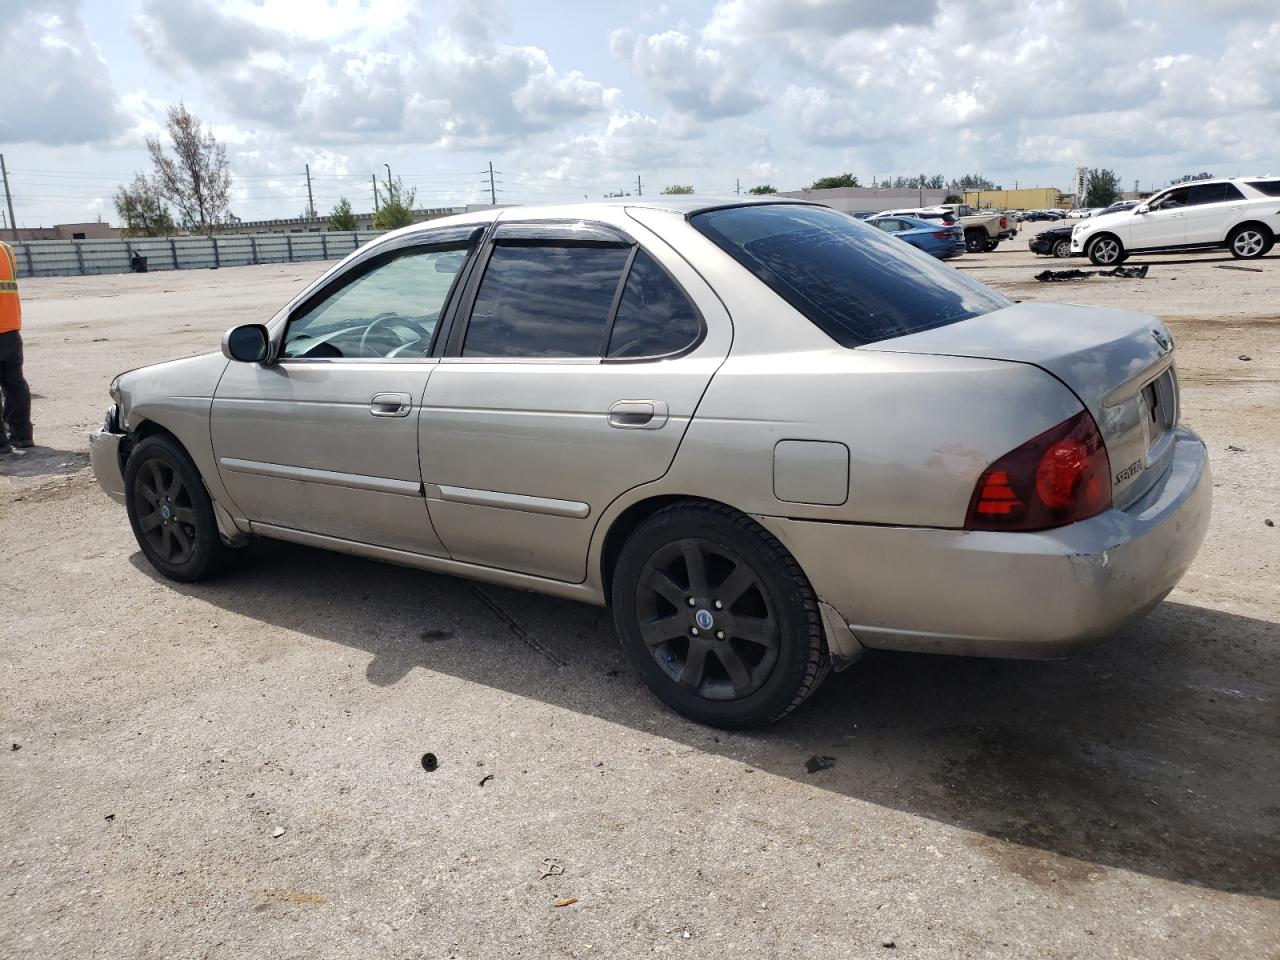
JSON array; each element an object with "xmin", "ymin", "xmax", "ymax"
[{"xmin": 8, "ymin": 230, "xmax": 385, "ymax": 278}]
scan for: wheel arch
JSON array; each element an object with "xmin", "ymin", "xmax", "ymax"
[
  {"xmin": 599, "ymin": 493, "xmax": 743, "ymax": 602},
  {"xmin": 1226, "ymin": 219, "xmax": 1274, "ymax": 243}
]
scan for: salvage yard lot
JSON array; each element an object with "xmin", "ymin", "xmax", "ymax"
[{"xmin": 3, "ymin": 229, "xmax": 1278, "ymax": 958}]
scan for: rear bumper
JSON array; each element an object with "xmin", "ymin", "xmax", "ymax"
[
  {"xmin": 89, "ymin": 424, "xmax": 127, "ymax": 504},
  {"xmin": 757, "ymin": 427, "xmax": 1211, "ymax": 659}
]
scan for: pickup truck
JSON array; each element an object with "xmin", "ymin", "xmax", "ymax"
[{"xmin": 882, "ymin": 205, "xmax": 1013, "ymax": 252}]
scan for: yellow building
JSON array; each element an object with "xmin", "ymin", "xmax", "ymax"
[{"xmin": 962, "ymin": 187, "xmax": 1062, "ymax": 210}]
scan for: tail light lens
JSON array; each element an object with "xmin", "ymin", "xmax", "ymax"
[
  {"xmin": 965, "ymin": 409, "xmax": 1111, "ymax": 531},
  {"xmin": 932, "ymin": 230, "xmax": 952, "ymax": 238},
  {"xmin": 999, "ymin": 216, "xmax": 1008, "ymax": 229}
]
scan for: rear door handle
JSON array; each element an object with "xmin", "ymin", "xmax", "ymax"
[
  {"xmin": 608, "ymin": 400, "xmax": 669, "ymax": 430},
  {"xmin": 370, "ymin": 392, "xmax": 413, "ymax": 417}
]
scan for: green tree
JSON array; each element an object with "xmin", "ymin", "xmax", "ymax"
[
  {"xmin": 810, "ymin": 173, "xmax": 859, "ymax": 189},
  {"xmin": 372, "ymin": 176, "xmax": 417, "ymax": 230},
  {"xmin": 1172, "ymin": 172, "xmax": 1215, "ymax": 184},
  {"xmin": 747, "ymin": 185, "xmax": 777, "ymax": 194},
  {"xmin": 944, "ymin": 194, "xmax": 963, "ymax": 204},
  {"xmin": 661, "ymin": 184, "xmax": 694, "ymax": 195},
  {"xmin": 1084, "ymin": 168, "xmax": 1122, "ymax": 208},
  {"xmin": 146, "ymin": 103, "xmax": 231, "ymax": 234},
  {"xmin": 113, "ymin": 173, "xmax": 175, "ymax": 237},
  {"xmin": 953, "ymin": 174, "xmax": 996, "ymax": 191},
  {"xmin": 328, "ymin": 196, "xmax": 358, "ymax": 231}
]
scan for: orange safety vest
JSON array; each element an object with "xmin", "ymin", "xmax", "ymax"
[{"xmin": 0, "ymin": 240, "xmax": 21, "ymax": 334}]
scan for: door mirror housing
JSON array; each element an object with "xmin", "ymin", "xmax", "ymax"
[
  {"xmin": 1135, "ymin": 204, "xmax": 1150, "ymax": 215},
  {"xmin": 222, "ymin": 324, "xmax": 271, "ymax": 363}
]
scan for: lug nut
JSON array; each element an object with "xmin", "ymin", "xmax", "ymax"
[
  {"xmin": 714, "ymin": 600, "xmax": 723, "ymax": 610},
  {"xmin": 687, "ymin": 597, "xmax": 696, "ymax": 606},
  {"xmin": 715, "ymin": 630, "xmax": 725, "ymax": 640},
  {"xmin": 691, "ymin": 627, "xmax": 699, "ymax": 636}
]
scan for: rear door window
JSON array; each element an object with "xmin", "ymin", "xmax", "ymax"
[
  {"xmin": 605, "ymin": 250, "xmax": 702, "ymax": 359},
  {"xmin": 1186, "ymin": 183, "xmax": 1228, "ymax": 206},
  {"xmin": 690, "ymin": 204, "xmax": 1010, "ymax": 347},
  {"xmin": 462, "ymin": 243, "xmax": 631, "ymax": 358}
]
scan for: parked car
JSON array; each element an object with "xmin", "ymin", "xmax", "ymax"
[
  {"xmin": 1029, "ymin": 224, "xmax": 1074, "ymax": 258},
  {"xmin": 90, "ymin": 198, "xmax": 1211, "ymax": 729},
  {"xmin": 1072, "ymin": 177, "xmax": 1280, "ymax": 264},
  {"xmin": 1101, "ymin": 200, "xmax": 1141, "ymax": 215},
  {"xmin": 1022, "ymin": 210, "xmax": 1063, "ymax": 222},
  {"xmin": 884, "ymin": 206, "xmax": 1009, "ymax": 252},
  {"xmin": 866, "ymin": 215, "xmax": 966, "ymax": 259},
  {"xmin": 849, "ymin": 210, "xmax": 879, "ymax": 220}
]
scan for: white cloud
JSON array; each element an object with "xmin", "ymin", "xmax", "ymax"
[
  {"xmin": 609, "ymin": 28, "xmax": 767, "ymax": 120},
  {"xmin": 0, "ymin": 0, "xmax": 126, "ymax": 145}
]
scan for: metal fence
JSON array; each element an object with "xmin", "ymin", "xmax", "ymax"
[{"xmin": 7, "ymin": 230, "xmax": 386, "ymax": 278}]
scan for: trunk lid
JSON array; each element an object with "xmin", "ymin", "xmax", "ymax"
[{"xmin": 862, "ymin": 301, "xmax": 1180, "ymax": 508}]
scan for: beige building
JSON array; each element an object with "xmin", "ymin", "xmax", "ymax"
[
  {"xmin": 10, "ymin": 221, "xmax": 121, "ymax": 241},
  {"xmin": 962, "ymin": 187, "xmax": 1062, "ymax": 210}
]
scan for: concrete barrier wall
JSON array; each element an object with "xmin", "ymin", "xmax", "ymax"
[{"xmin": 8, "ymin": 231, "xmax": 385, "ymax": 278}]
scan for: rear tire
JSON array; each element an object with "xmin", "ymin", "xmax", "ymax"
[
  {"xmin": 984, "ymin": 240, "xmax": 1000, "ymax": 252},
  {"xmin": 1052, "ymin": 238, "xmax": 1072, "ymax": 258},
  {"xmin": 1228, "ymin": 223, "xmax": 1272, "ymax": 260},
  {"xmin": 125, "ymin": 434, "xmax": 242, "ymax": 582},
  {"xmin": 1087, "ymin": 234, "xmax": 1127, "ymax": 266},
  {"xmin": 610, "ymin": 502, "xmax": 829, "ymax": 729},
  {"xmin": 965, "ymin": 230, "xmax": 986, "ymax": 253}
]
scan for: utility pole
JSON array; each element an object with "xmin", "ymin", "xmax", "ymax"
[
  {"xmin": 1, "ymin": 154, "xmax": 16, "ymax": 240},
  {"xmin": 305, "ymin": 163, "xmax": 315, "ymax": 220},
  {"xmin": 488, "ymin": 161, "xmax": 496, "ymax": 206},
  {"xmin": 371, "ymin": 174, "xmax": 379, "ymax": 213},
  {"xmin": 636, "ymin": 174, "xmax": 642, "ymax": 196},
  {"xmin": 735, "ymin": 178, "xmax": 740, "ymax": 195}
]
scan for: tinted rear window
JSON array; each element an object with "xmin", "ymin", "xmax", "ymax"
[
  {"xmin": 1247, "ymin": 180, "xmax": 1280, "ymax": 197},
  {"xmin": 690, "ymin": 204, "xmax": 1010, "ymax": 347}
]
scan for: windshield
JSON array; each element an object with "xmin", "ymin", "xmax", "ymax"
[{"xmin": 689, "ymin": 204, "xmax": 1011, "ymax": 347}]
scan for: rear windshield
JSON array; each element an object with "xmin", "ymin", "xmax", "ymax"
[{"xmin": 690, "ymin": 204, "xmax": 1010, "ymax": 347}]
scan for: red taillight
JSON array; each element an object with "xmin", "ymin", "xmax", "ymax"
[
  {"xmin": 932, "ymin": 230, "xmax": 952, "ymax": 238},
  {"xmin": 965, "ymin": 410, "xmax": 1111, "ymax": 531},
  {"xmin": 999, "ymin": 216, "xmax": 1008, "ymax": 229}
]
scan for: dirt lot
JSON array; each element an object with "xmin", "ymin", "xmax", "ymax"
[{"xmin": 3, "ymin": 228, "xmax": 1278, "ymax": 959}]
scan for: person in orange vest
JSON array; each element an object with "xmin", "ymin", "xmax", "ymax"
[{"xmin": 0, "ymin": 239, "xmax": 34, "ymax": 454}]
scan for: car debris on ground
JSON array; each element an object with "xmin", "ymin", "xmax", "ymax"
[{"xmin": 1035, "ymin": 265, "xmax": 1150, "ymax": 281}]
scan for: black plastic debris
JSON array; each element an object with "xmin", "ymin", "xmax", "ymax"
[
  {"xmin": 1035, "ymin": 264, "xmax": 1150, "ymax": 282},
  {"xmin": 479, "ymin": 773, "xmax": 494, "ymax": 787},
  {"xmin": 805, "ymin": 755, "xmax": 836, "ymax": 774},
  {"xmin": 421, "ymin": 752, "xmax": 439, "ymax": 772}
]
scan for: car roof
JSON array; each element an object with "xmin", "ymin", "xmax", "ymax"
[{"xmin": 382, "ymin": 195, "xmax": 825, "ymax": 242}]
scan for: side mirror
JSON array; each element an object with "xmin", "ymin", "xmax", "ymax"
[
  {"xmin": 222, "ymin": 324, "xmax": 271, "ymax": 363},
  {"xmin": 1135, "ymin": 204, "xmax": 1150, "ymax": 215}
]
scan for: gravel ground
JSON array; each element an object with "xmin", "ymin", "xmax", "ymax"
[{"xmin": 3, "ymin": 228, "xmax": 1278, "ymax": 959}]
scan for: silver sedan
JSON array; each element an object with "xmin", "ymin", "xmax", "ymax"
[{"xmin": 90, "ymin": 198, "xmax": 1211, "ymax": 729}]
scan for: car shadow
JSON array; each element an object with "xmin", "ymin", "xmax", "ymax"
[
  {"xmin": 0, "ymin": 446, "xmax": 89, "ymax": 478},
  {"xmin": 130, "ymin": 539, "xmax": 1280, "ymax": 898}
]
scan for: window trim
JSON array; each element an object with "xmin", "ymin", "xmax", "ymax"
[{"xmin": 276, "ymin": 226, "xmax": 482, "ymax": 364}]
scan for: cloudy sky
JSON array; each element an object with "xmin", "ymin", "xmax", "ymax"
[{"xmin": 2, "ymin": 0, "xmax": 1278, "ymax": 227}]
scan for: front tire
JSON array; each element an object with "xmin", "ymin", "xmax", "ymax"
[
  {"xmin": 1087, "ymin": 234, "xmax": 1127, "ymax": 266},
  {"xmin": 610, "ymin": 502, "xmax": 829, "ymax": 729},
  {"xmin": 1228, "ymin": 223, "xmax": 1272, "ymax": 259},
  {"xmin": 125, "ymin": 434, "xmax": 242, "ymax": 582},
  {"xmin": 1052, "ymin": 238, "xmax": 1072, "ymax": 258}
]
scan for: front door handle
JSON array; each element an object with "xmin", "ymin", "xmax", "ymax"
[
  {"xmin": 608, "ymin": 400, "xmax": 669, "ymax": 430},
  {"xmin": 370, "ymin": 392, "xmax": 413, "ymax": 417}
]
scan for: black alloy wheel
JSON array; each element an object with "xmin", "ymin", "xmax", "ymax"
[
  {"xmin": 611, "ymin": 502, "xmax": 829, "ymax": 729},
  {"xmin": 635, "ymin": 537, "xmax": 780, "ymax": 701},
  {"xmin": 125, "ymin": 434, "xmax": 242, "ymax": 582}
]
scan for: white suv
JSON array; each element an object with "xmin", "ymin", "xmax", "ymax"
[{"xmin": 1071, "ymin": 177, "xmax": 1280, "ymax": 265}]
